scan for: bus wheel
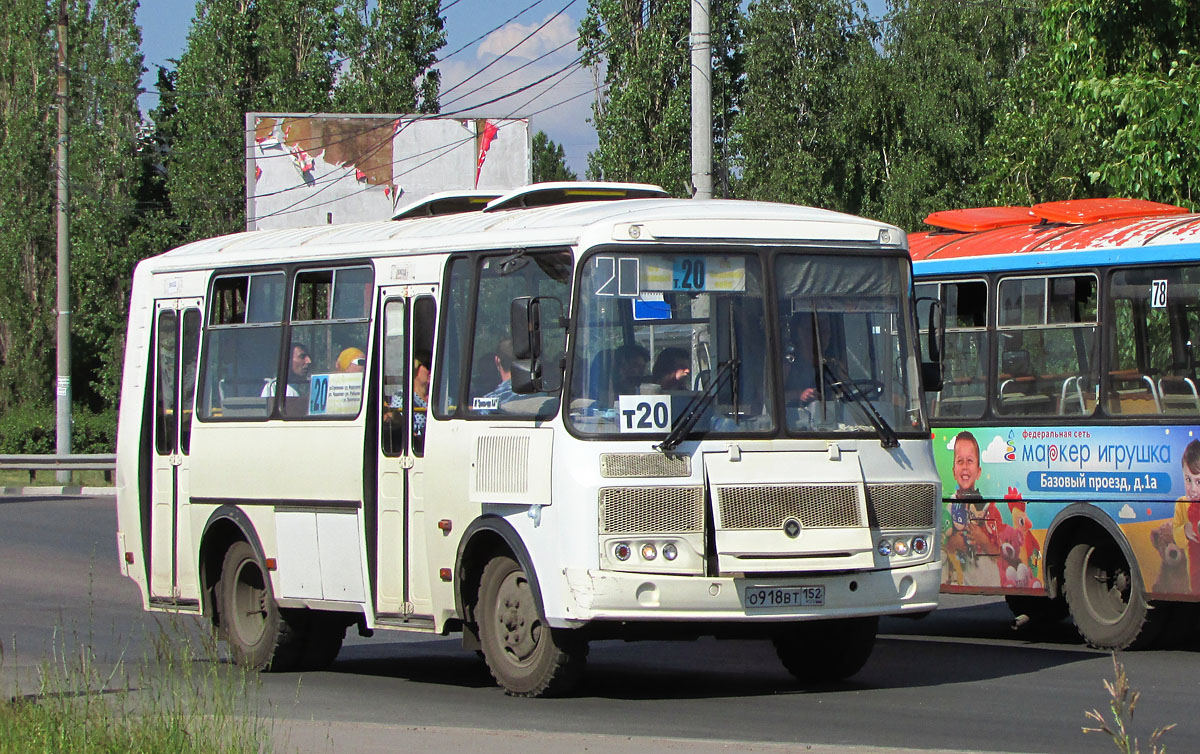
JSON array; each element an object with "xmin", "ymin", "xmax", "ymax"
[
  {"xmin": 773, "ymin": 616, "xmax": 878, "ymax": 683},
  {"xmin": 478, "ymin": 555, "xmax": 586, "ymax": 697},
  {"xmin": 219, "ymin": 541, "xmax": 304, "ymax": 671},
  {"xmin": 1064, "ymin": 540, "xmax": 1164, "ymax": 649},
  {"xmin": 1005, "ymin": 595, "xmax": 1068, "ymax": 624}
]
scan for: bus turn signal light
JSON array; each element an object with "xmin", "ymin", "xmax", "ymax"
[{"xmin": 438, "ymin": 519, "xmax": 452, "ymax": 533}]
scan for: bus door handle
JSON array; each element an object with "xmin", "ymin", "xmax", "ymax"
[
  {"xmin": 399, "ymin": 456, "xmax": 414, "ymax": 469},
  {"xmin": 170, "ymin": 454, "xmax": 183, "ymax": 467}
]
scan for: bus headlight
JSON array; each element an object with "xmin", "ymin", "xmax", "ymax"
[
  {"xmin": 877, "ymin": 539, "xmax": 893, "ymax": 557},
  {"xmin": 641, "ymin": 544, "xmax": 658, "ymax": 561},
  {"xmin": 911, "ymin": 536, "xmax": 929, "ymax": 556},
  {"xmin": 893, "ymin": 539, "xmax": 910, "ymax": 557},
  {"xmin": 662, "ymin": 543, "xmax": 678, "ymax": 561}
]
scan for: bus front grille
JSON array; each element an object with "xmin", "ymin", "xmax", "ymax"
[
  {"xmin": 599, "ymin": 452, "xmax": 692, "ymax": 478},
  {"xmin": 715, "ymin": 485, "xmax": 862, "ymax": 529},
  {"xmin": 599, "ymin": 486, "xmax": 705, "ymax": 534},
  {"xmin": 865, "ymin": 483, "xmax": 937, "ymax": 528}
]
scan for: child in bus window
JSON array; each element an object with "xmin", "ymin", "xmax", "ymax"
[
  {"xmin": 953, "ymin": 430, "xmax": 983, "ymax": 500},
  {"xmin": 1172, "ymin": 439, "xmax": 1200, "ymax": 590}
]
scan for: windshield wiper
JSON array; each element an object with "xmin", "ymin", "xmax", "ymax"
[
  {"xmin": 822, "ymin": 359, "xmax": 900, "ymax": 449},
  {"xmin": 655, "ymin": 357, "xmax": 737, "ymax": 453}
]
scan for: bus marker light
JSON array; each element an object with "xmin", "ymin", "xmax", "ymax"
[
  {"xmin": 641, "ymin": 544, "xmax": 657, "ymax": 561},
  {"xmin": 124, "ymin": 551, "xmax": 134, "ymax": 565},
  {"xmin": 264, "ymin": 558, "xmax": 277, "ymax": 571},
  {"xmin": 614, "ymin": 543, "xmax": 631, "ymax": 561},
  {"xmin": 877, "ymin": 540, "xmax": 892, "ymax": 557},
  {"xmin": 894, "ymin": 540, "xmax": 910, "ymax": 557},
  {"xmin": 438, "ymin": 519, "xmax": 452, "ymax": 533},
  {"xmin": 439, "ymin": 568, "xmax": 452, "ymax": 581},
  {"xmin": 662, "ymin": 543, "xmax": 678, "ymax": 561}
]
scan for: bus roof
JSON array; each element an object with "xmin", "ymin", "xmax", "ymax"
[
  {"xmin": 142, "ymin": 196, "xmax": 904, "ymax": 274},
  {"xmin": 910, "ymin": 198, "xmax": 1200, "ymax": 274}
]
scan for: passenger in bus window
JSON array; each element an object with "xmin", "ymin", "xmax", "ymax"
[
  {"xmin": 1172, "ymin": 439, "xmax": 1200, "ymax": 590},
  {"xmin": 952, "ymin": 431, "xmax": 983, "ymax": 500},
  {"xmin": 652, "ymin": 347, "xmax": 691, "ymax": 391},
  {"xmin": 336, "ymin": 347, "xmax": 366, "ymax": 373},
  {"xmin": 412, "ymin": 351, "xmax": 431, "ymax": 451},
  {"xmin": 261, "ymin": 342, "xmax": 312, "ymax": 401},
  {"xmin": 600, "ymin": 344, "xmax": 649, "ymax": 404}
]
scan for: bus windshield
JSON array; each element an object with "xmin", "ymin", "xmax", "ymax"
[{"xmin": 567, "ymin": 249, "xmax": 923, "ymax": 439}]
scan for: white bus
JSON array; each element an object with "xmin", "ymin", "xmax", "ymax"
[{"xmin": 115, "ymin": 183, "xmax": 944, "ymax": 696}]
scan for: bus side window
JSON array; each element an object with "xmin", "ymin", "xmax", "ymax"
[
  {"xmin": 381, "ymin": 299, "xmax": 406, "ymax": 456},
  {"xmin": 411, "ymin": 297, "xmax": 436, "ymax": 455},
  {"xmin": 933, "ymin": 280, "xmax": 988, "ymax": 420},
  {"xmin": 199, "ymin": 273, "xmax": 285, "ymax": 420}
]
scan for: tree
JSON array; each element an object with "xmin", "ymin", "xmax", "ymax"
[
  {"xmin": 333, "ymin": 0, "xmax": 444, "ymax": 114},
  {"xmin": 531, "ymin": 130, "xmax": 576, "ymax": 182},
  {"xmin": 734, "ymin": 0, "xmax": 876, "ymax": 210},
  {"xmin": 580, "ymin": 0, "xmax": 741, "ymax": 196},
  {"xmin": 984, "ymin": 0, "xmax": 1200, "ymax": 207},
  {"xmin": 0, "ymin": 0, "xmax": 57, "ymax": 409},
  {"xmin": 168, "ymin": 0, "xmax": 341, "ymax": 241}
]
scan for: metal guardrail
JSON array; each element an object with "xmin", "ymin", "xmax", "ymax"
[{"xmin": 0, "ymin": 454, "xmax": 116, "ymax": 483}]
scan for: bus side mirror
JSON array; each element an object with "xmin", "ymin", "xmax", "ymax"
[
  {"xmin": 916, "ymin": 296, "xmax": 945, "ymax": 392},
  {"xmin": 510, "ymin": 296, "xmax": 565, "ymax": 394}
]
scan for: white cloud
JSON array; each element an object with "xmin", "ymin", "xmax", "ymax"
[
  {"xmin": 981, "ymin": 436, "xmax": 1011, "ymax": 464},
  {"xmin": 1119, "ymin": 504, "xmax": 1137, "ymax": 520},
  {"xmin": 478, "ymin": 14, "xmax": 577, "ymax": 60}
]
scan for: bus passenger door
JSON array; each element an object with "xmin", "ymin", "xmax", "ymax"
[
  {"xmin": 149, "ymin": 299, "xmax": 203, "ymax": 604},
  {"xmin": 376, "ymin": 289, "xmax": 437, "ymax": 621}
]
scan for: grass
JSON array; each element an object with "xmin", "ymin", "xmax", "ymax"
[
  {"xmin": 0, "ymin": 617, "xmax": 270, "ymax": 754},
  {"xmin": 1083, "ymin": 653, "xmax": 1175, "ymax": 754},
  {"xmin": 0, "ymin": 470, "xmax": 113, "ymax": 488}
]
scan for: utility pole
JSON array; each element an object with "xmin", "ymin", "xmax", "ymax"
[
  {"xmin": 690, "ymin": 0, "xmax": 713, "ymax": 199},
  {"xmin": 56, "ymin": 0, "xmax": 72, "ymax": 482}
]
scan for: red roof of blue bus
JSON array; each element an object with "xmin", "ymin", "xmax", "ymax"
[{"xmin": 910, "ymin": 198, "xmax": 1200, "ymax": 261}]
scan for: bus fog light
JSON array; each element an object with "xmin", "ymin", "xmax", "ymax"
[
  {"xmin": 877, "ymin": 539, "xmax": 892, "ymax": 557},
  {"xmin": 614, "ymin": 542, "xmax": 631, "ymax": 561},
  {"xmin": 662, "ymin": 543, "xmax": 678, "ymax": 561},
  {"xmin": 911, "ymin": 536, "xmax": 929, "ymax": 556},
  {"xmin": 641, "ymin": 544, "xmax": 658, "ymax": 561},
  {"xmin": 894, "ymin": 539, "xmax": 910, "ymax": 556}
]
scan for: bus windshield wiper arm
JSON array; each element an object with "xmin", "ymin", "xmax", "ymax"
[
  {"xmin": 655, "ymin": 357, "xmax": 737, "ymax": 453},
  {"xmin": 822, "ymin": 360, "xmax": 899, "ymax": 449}
]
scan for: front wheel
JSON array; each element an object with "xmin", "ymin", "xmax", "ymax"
[
  {"xmin": 477, "ymin": 555, "xmax": 586, "ymax": 697},
  {"xmin": 1063, "ymin": 540, "xmax": 1164, "ymax": 649},
  {"xmin": 773, "ymin": 616, "xmax": 878, "ymax": 683}
]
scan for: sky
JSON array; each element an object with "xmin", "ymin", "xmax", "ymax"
[{"xmin": 136, "ymin": 0, "xmax": 600, "ymax": 175}]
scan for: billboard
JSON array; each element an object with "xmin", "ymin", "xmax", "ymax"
[{"xmin": 245, "ymin": 113, "xmax": 530, "ymax": 230}]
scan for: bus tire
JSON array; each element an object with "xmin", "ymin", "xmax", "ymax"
[
  {"xmin": 773, "ymin": 616, "xmax": 878, "ymax": 683},
  {"xmin": 478, "ymin": 555, "xmax": 586, "ymax": 697},
  {"xmin": 1063, "ymin": 540, "xmax": 1164, "ymax": 649},
  {"xmin": 1005, "ymin": 595, "xmax": 1068, "ymax": 624},
  {"xmin": 219, "ymin": 541, "xmax": 305, "ymax": 671}
]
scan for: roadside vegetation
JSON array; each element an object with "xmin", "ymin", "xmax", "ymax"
[
  {"xmin": 1084, "ymin": 653, "xmax": 1175, "ymax": 754},
  {"xmin": 0, "ymin": 620, "xmax": 269, "ymax": 754}
]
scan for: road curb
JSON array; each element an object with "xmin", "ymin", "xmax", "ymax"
[{"xmin": 0, "ymin": 485, "xmax": 115, "ymax": 497}]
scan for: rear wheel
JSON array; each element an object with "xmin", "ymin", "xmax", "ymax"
[
  {"xmin": 1063, "ymin": 540, "xmax": 1165, "ymax": 649},
  {"xmin": 477, "ymin": 555, "xmax": 586, "ymax": 697},
  {"xmin": 219, "ymin": 541, "xmax": 305, "ymax": 671},
  {"xmin": 773, "ymin": 616, "xmax": 878, "ymax": 683}
]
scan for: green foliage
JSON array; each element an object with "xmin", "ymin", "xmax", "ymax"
[
  {"xmin": 0, "ymin": 402, "xmax": 115, "ymax": 454},
  {"xmin": 333, "ymin": 0, "xmax": 445, "ymax": 113},
  {"xmin": 580, "ymin": 0, "xmax": 741, "ymax": 195},
  {"xmin": 531, "ymin": 130, "xmax": 577, "ymax": 182},
  {"xmin": 984, "ymin": 0, "xmax": 1200, "ymax": 207}
]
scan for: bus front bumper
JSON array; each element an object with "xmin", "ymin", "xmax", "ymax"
[{"xmin": 554, "ymin": 560, "xmax": 941, "ymax": 626}]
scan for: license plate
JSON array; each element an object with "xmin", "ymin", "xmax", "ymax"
[{"xmin": 743, "ymin": 585, "xmax": 825, "ymax": 608}]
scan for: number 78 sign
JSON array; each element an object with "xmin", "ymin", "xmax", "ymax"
[{"xmin": 618, "ymin": 395, "xmax": 673, "ymax": 433}]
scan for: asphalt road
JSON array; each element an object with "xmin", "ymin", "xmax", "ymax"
[{"xmin": 2, "ymin": 494, "xmax": 1197, "ymax": 753}]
